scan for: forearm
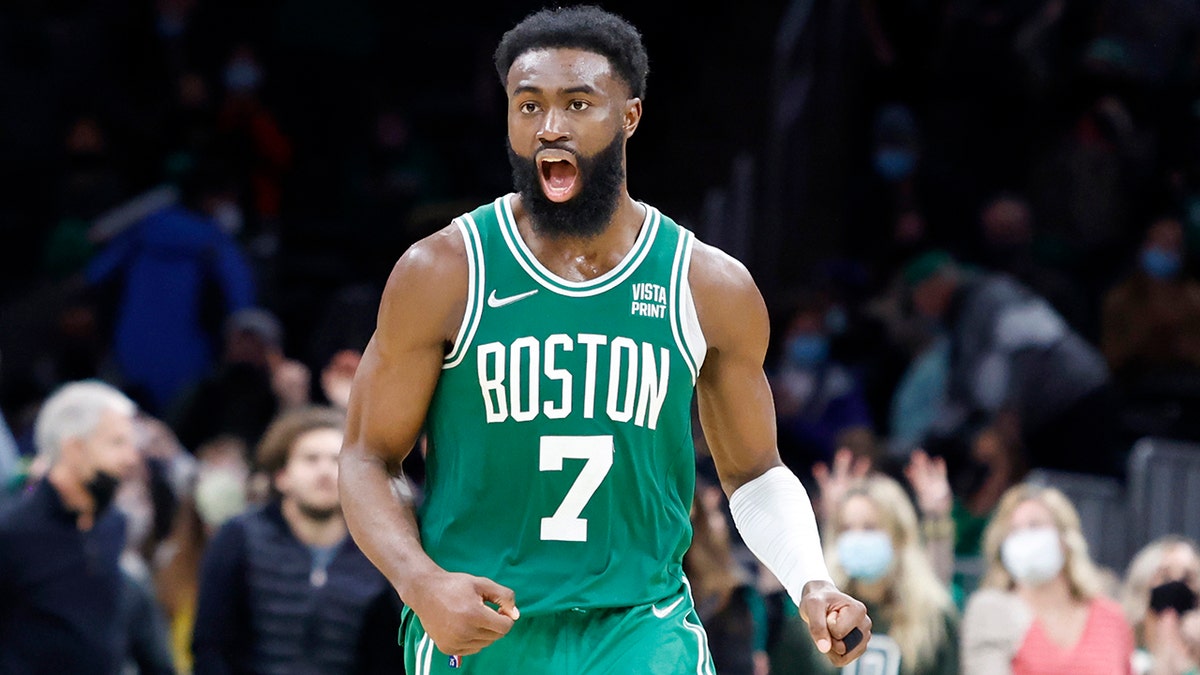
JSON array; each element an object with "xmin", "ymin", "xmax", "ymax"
[
  {"xmin": 922, "ymin": 514, "xmax": 956, "ymax": 586},
  {"xmin": 729, "ymin": 466, "xmax": 833, "ymax": 606},
  {"xmin": 339, "ymin": 446, "xmax": 441, "ymax": 599}
]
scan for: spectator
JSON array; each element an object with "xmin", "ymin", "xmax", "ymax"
[
  {"xmin": 1101, "ymin": 215, "xmax": 1200, "ymax": 384},
  {"xmin": 772, "ymin": 472, "xmax": 959, "ymax": 674},
  {"xmin": 813, "ymin": 447, "xmax": 957, "ymax": 588},
  {"xmin": 167, "ymin": 306, "xmax": 310, "ymax": 454},
  {"xmin": 119, "ymin": 565, "xmax": 180, "ymax": 675},
  {"xmin": 0, "ymin": 380, "xmax": 146, "ymax": 674},
  {"xmin": 1120, "ymin": 535, "xmax": 1200, "ymax": 675},
  {"xmin": 848, "ymin": 102, "xmax": 936, "ymax": 284},
  {"xmin": 154, "ymin": 434, "xmax": 251, "ymax": 674},
  {"xmin": 904, "ymin": 250, "xmax": 1124, "ymax": 484},
  {"xmin": 971, "ymin": 191, "xmax": 1091, "ymax": 334},
  {"xmin": 213, "ymin": 42, "xmax": 292, "ymax": 241},
  {"xmin": 887, "ymin": 330, "xmax": 950, "ymax": 460},
  {"xmin": 1027, "ymin": 93, "xmax": 1157, "ymax": 292},
  {"xmin": 770, "ymin": 288, "xmax": 877, "ymax": 478},
  {"xmin": 961, "ymin": 483, "xmax": 1133, "ymax": 674},
  {"xmin": 191, "ymin": 405, "xmax": 403, "ymax": 675},
  {"xmin": 78, "ymin": 160, "xmax": 258, "ymax": 416},
  {"xmin": 318, "ymin": 348, "xmax": 361, "ymax": 411},
  {"xmin": 685, "ymin": 478, "xmax": 770, "ymax": 675}
]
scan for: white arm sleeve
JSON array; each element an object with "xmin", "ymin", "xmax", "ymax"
[{"xmin": 728, "ymin": 466, "xmax": 833, "ymax": 607}]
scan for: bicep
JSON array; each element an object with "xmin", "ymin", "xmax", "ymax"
[
  {"xmin": 691, "ymin": 244, "xmax": 783, "ymax": 494},
  {"xmin": 342, "ymin": 230, "xmax": 467, "ymax": 470}
]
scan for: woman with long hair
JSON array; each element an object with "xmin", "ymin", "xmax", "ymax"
[
  {"xmin": 1120, "ymin": 535, "xmax": 1200, "ymax": 675},
  {"xmin": 771, "ymin": 473, "xmax": 959, "ymax": 674},
  {"xmin": 961, "ymin": 482, "xmax": 1134, "ymax": 674}
]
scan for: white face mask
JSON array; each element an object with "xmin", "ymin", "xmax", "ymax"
[
  {"xmin": 194, "ymin": 469, "xmax": 247, "ymax": 528},
  {"xmin": 1001, "ymin": 525, "xmax": 1064, "ymax": 586}
]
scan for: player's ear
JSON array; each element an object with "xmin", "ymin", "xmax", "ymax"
[{"xmin": 623, "ymin": 98, "xmax": 642, "ymax": 138}]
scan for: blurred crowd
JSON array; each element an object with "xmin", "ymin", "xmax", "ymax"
[{"xmin": 3, "ymin": 0, "xmax": 1200, "ymax": 674}]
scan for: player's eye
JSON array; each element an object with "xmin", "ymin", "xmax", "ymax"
[
  {"xmin": 569, "ymin": 100, "xmax": 590, "ymax": 111},
  {"xmin": 520, "ymin": 102, "xmax": 540, "ymax": 114}
]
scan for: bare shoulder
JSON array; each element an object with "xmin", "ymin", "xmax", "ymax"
[
  {"xmin": 688, "ymin": 238, "xmax": 769, "ymax": 354},
  {"xmin": 377, "ymin": 222, "xmax": 470, "ymax": 347}
]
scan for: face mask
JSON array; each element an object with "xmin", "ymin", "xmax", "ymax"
[
  {"xmin": 837, "ymin": 529, "xmax": 894, "ymax": 582},
  {"xmin": 873, "ymin": 148, "xmax": 916, "ymax": 182},
  {"xmin": 194, "ymin": 469, "xmax": 247, "ymax": 528},
  {"xmin": 1001, "ymin": 526, "xmax": 1064, "ymax": 586},
  {"xmin": 786, "ymin": 334, "xmax": 829, "ymax": 369},
  {"xmin": 85, "ymin": 470, "xmax": 122, "ymax": 514},
  {"xmin": 1140, "ymin": 247, "xmax": 1182, "ymax": 280},
  {"xmin": 1149, "ymin": 579, "xmax": 1199, "ymax": 615}
]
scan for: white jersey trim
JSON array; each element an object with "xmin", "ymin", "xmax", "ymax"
[
  {"xmin": 496, "ymin": 194, "xmax": 660, "ymax": 297},
  {"xmin": 682, "ymin": 576, "xmax": 717, "ymax": 675},
  {"xmin": 443, "ymin": 214, "xmax": 485, "ymax": 369},
  {"xmin": 669, "ymin": 230, "xmax": 707, "ymax": 383}
]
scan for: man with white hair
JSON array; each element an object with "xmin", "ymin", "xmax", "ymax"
[{"xmin": 0, "ymin": 379, "xmax": 146, "ymax": 674}]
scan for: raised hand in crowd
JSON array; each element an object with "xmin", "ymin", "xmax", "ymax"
[
  {"xmin": 904, "ymin": 448, "xmax": 955, "ymax": 585},
  {"xmin": 267, "ymin": 351, "xmax": 311, "ymax": 409},
  {"xmin": 813, "ymin": 447, "xmax": 872, "ymax": 524}
]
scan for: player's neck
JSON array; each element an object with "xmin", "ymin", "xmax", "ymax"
[{"xmin": 514, "ymin": 193, "xmax": 646, "ymax": 282}]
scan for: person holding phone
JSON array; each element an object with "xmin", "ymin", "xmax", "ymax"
[{"xmin": 1121, "ymin": 535, "xmax": 1200, "ymax": 675}]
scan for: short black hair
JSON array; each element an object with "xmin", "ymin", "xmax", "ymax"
[{"xmin": 493, "ymin": 4, "xmax": 650, "ymax": 100}]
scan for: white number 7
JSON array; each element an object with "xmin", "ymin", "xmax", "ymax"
[{"xmin": 539, "ymin": 435, "xmax": 614, "ymax": 542}]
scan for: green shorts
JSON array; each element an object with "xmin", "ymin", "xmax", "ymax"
[{"xmin": 400, "ymin": 582, "xmax": 716, "ymax": 675}]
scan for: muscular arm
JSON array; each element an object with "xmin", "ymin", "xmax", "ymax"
[
  {"xmin": 689, "ymin": 241, "xmax": 870, "ymax": 665},
  {"xmin": 339, "ymin": 227, "xmax": 464, "ymax": 594},
  {"xmin": 689, "ymin": 242, "xmax": 782, "ymax": 495},
  {"xmin": 338, "ymin": 225, "xmax": 517, "ymax": 656}
]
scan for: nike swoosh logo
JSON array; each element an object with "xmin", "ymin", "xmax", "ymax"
[
  {"xmin": 487, "ymin": 289, "xmax": 539, "ymax": 308},
  {"xmin": 650, "ymin": 596, "xmax": 684, "ymax": 619}
]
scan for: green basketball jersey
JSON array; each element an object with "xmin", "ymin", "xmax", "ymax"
[{"xmin": 420, "ymin": 194, "xmax": 707, "ymax": 616}]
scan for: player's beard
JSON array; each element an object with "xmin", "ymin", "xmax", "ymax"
[{"xmin": 508, "ymin": 130, "xmax": 625, "ymax": 239}]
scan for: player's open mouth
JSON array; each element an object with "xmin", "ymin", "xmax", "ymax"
[{"xmin": 538, "ymin": 152, "xmax": 580, "ymax": 203}]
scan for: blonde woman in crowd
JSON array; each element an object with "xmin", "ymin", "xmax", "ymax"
[
  {"xmin": 961, "ymin": 483, "xmax": 1134, "ymax": 674},
  {"xmin": 771, "ymin": 473, "xmax": 959, "ymax": 674},
  {"xmin": 1120, "ymin": 535, "xmax": 1200, "ymax": 675}
]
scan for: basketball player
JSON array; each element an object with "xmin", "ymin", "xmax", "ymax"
[{"xmin": 339, "ymin": 5, "xmax": 872, "ymax": 673}]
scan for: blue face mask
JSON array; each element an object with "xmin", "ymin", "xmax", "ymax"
[
  {"xmin": 1141, "ymin": 247, "xmax": 1182, "ymax": 280},
  {"xmin": 786, "ymin": 334, "xmax": 829, "ymax": 369},
  {"xmin": 837, "ymin": 529, "xmax": 894, "ymax": 582},
  {"xmin": 873, "ymin": 148, "xmax": 916, "ymax": 182}
]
